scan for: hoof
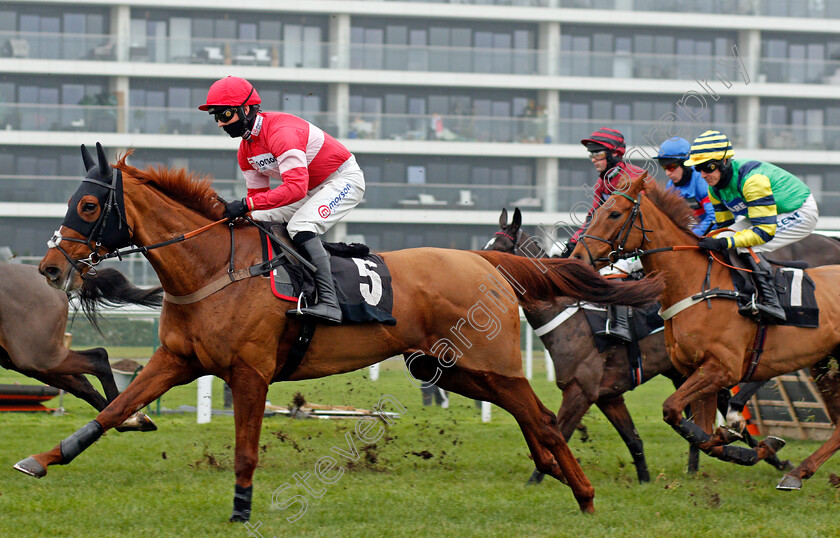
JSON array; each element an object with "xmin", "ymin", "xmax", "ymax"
[
  {"xmin": 713, "ymin": 426, "xmax": 743, "ymax": 445},
  {"xmin": 115, "ymin": 412, "xmax": 158, "ymax": 432},
  {"xmin": 14, "ymin": 457, "xmax": 46, "ymax": 478},
  {"xmin": 578, "ymin": 499, "xmax": 595, "ymax": 514},
  {"xmin": 229, "ymin": 513, "xmax": 250, "ymax": 523},
  {"xmin": 760, "ymin": 436, "xmax": 786, "ymax": 453},
  {"xmin": 776, "ymin": 474, "xmax": 802, "ymax": 491}
]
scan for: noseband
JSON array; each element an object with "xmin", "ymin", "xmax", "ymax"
[
  {"xmin": 579, "ymin": 191, "xmax": 653, "ymax": 266},
  {"xmin": 494, "ymin": 229, "xmax": 522, "ymax": 254}
]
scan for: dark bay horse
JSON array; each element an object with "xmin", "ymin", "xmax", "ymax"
[
  {"xmin": 0, "ymin": 262, "xmax": 161, "ymax": 428},
  {"xmin": 488, "ymin": 208, "xmax": 681, "ymax": 484},
  {"xmin": 570, "ymin": 175, "xmax": 840, "ymax": 491},
  {"xmin": 15, "ymin": 144, "xmax": 664, "ymax": 520},
  {"xmin": 488, "ymin": 207, "xmax": 824, "ymax": 484}
]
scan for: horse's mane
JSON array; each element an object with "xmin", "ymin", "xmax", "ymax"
[
  {"xmin": 114, "ymin": 152, "xmax": 224, "ymax": 220},
  {"xmin": 643, "ymin": 180, "xmax": 699, "ymax": 238}
]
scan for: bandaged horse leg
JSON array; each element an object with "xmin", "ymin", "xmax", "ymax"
[
  {"xmin": 662, "ymin": 360, "xmax": 786, "ymax": 465},
  {"xmin": 14, "ymin": 348, "xmax": 200, "ymax": 478}
]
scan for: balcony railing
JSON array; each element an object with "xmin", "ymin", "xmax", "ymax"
[
  {"xmin": 760, "ymin": 57, "xmax": 840, "ymax": 85},
  {"xmin": 758, "ymin": 123, "xmax": 840, "ymax": 151},
  {"xmin": 559, "ymin": 51, "xmax": 737, "ymax": 81},
  {"xmin": 551, "ymin": 119, "xmax": 749, "ymax": 150},
  {"xmin": 379, "ymin": 0, "xmax": 840, "ymax": 17},
  {"xmin": 5, "ymin": 30, "xmax": 840, "ymax": 87},
  {"xmin": 350, "ymin": 43, "xmax": 542, "ymax": 75},
  {"xmin": 9, "ymin": 102, "xmax": 840, "ymax": 153},
  {"xmin": 0, "ymin": 31, "xmax": 332, "ymax": 68}
]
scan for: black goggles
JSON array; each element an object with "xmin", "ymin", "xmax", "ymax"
[
  {"xmin": 694, "ymin": 160, "xmax": 721, "ymax": 174},
  {"xmin": 210, "ymin": 107, "xmax": 237, "ymax": 123}
]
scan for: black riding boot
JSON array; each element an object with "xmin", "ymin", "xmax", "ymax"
[
  {"xmin": 746, "ymin": 253, "xmax": 786, "ymax": 324},
  {"xmin": 286, "ymin": 235, "xmax": 342, "ymax": 324},
  {"xmin": 599, "ymin": 305, "xmax": 634, "ymax": 342}
]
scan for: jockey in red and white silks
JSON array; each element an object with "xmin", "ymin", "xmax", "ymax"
[
  {"xmin": 239, "ymin": 112, "xmax": 365, "ymax": 237},
  {"xmin": 200, "ymin": 75, "xmax": 364, "ymax": 324}
]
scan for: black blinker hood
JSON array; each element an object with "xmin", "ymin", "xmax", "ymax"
[{"xmin": 63, "ymin": 142, "xmax": 131, "ymax": 251}]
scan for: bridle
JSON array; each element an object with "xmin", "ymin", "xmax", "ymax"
[
  {"xmin": 578, "ymin": 191, "xmax": 655, "ymax": 266},
  {"xmin": 494, "ymin": 228, "xmax": 522, "ymax": 254},
  {"xmin": 48, "ymin": 169, "xmax": 132, "ymax": 278},
  {"xmin": 47, "ymin": 143, "xmax": 228, "ymax": 280},
  {"xmin": 578, "ymin": 190, "xmax": 752, "ymax": 277}
]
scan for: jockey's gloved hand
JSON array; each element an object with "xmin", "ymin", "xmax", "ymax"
[
  {"xmin": 223, "ymin": 198, "xmax": 249, "ymax": 220},
  {"xmin": 558, "ymin": 240, "xmax": 576, "ymax": 258},
  {"xmin": 697, "ymin": 236, "xmax": 729, "ymax": 251}
]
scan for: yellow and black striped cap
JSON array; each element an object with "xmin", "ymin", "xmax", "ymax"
[{"xmin": 684, "ymin": 130, "xmax": 734, "ymax": 167}]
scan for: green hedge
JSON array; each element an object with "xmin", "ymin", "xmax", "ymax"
[{"xmin": 66, "ymin": 315, "xmax": 159, "ymax": 348}]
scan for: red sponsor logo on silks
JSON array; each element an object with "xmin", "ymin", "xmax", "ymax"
[{"xmin": 318, "ymin": 205, "xmax": 331, "ymax": 219}]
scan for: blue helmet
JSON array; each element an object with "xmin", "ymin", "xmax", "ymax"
[{"xmin": 656, "ymin": 137, "xmax": 691, "ymax": 163}]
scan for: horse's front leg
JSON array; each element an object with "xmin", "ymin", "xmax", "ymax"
[
  {"xmin": 14, "ymin": 347, "xmax": 200, "ymax": 478},
  {"xmin": 228, "ymin": 360, "xmax": 270, "ymax": 523},
  {"xmin": 663, "ymin": 361, "xmax": 784, "ymax": 466}
]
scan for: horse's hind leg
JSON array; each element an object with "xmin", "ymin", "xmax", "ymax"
[
  {"xmin": 14, "ymin": 347, "xmax": 200, "ymax": 479},
  {"xmin": 596, "ymin": 396, "xmax": 649, "ymax": 483},
  {"xmin": 227, "ymin": 360, "xmax": 269, "ymax": 522},
  {"xmin": 409, "ymin": 356, "xmax": 595, "ymax": 513}
]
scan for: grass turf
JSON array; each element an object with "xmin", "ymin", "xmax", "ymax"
[{"xmin": 0, "ymin": 354, "xmax": 838, "ymax": 537}]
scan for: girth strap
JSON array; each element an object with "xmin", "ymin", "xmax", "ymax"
[
  {"xmin": 742, "ymin": 324, "xmax": 769, "ymax": 383},
  {"xmin": 275, "ymin": 320, "xmax": 317, "ymax": 381}
]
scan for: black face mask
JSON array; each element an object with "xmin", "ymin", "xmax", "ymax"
[
  {"xmin": 221, "ymin": 106, "xmax": 253, "ymax": 139},
  {"xmin": 223, "ymin": 119, "xmax": 247, "ymax": 138}
]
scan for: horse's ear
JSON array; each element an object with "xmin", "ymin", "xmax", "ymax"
[
  {"xmin": 95, "ymin": 142, "xmax": 112, "ymax": 177},
  {"xmin": 80, "ymin": 144, "xmax": 95, "ymax": 172},
  {"xmin": 512, "ymin": 207, "xmax": 522, "ymax": 229},
  {"xmin": 627, "ymin": 172, "xmax": 647, "ymax": 197},
  {"xmin": 499, "ymin": 208, "xmax": 508, "ymax": 228}
]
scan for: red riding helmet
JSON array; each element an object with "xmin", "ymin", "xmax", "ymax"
[
  {"xmin": 580, "ymin": 127, "xmax": 626, "ymax": 157},
  {"xmin": 198, "ymin": 76, "xmax": 261, "ymax": 111}
]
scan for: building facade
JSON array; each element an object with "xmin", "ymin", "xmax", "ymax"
[{"xmin": 2, "ymin": 0, "xmax": 840, "ymax": 283}]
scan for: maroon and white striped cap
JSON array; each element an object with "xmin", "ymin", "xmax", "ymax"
[{"xmin": 580, "ymin": 127, "xmax": 626, "ymax": 156}]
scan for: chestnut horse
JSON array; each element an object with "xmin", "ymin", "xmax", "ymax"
[
  {"xmin": 488, "ymin": 208, "xmax": 805, "ymax": 485},
  {"xmin": 0, "ymin": 263, "xmax": 161, "ymax": 426},
  {"xmin": 570, "ymin": 174, "xmax": 840, "ymax": 491},
  {"xmin": 15, "ymin": 144, "xmax": 664, "ymax": 520}
]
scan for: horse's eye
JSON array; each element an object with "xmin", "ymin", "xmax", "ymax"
[
  {"xmin": 82, "ymin": 202, "xmax": 97, "ymax": 213},
  {"xmin": 609, "ymin": 211, "xmax": 621, "ymax": 219}
]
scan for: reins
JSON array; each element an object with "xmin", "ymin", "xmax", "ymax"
[{"xmin": 582, "ymin": 191, "xmax": 754, "ymax": 275}]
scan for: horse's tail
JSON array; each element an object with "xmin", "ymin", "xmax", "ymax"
[
  {"xmin": 77, "ymin": 268, "xmax": 163, "ymax": 331},
  {"xmin": 475, "ymin": 251, "xmax": 663, "ymax": 308}
]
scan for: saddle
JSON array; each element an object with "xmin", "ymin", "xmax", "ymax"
[
  {"xmin": 261, "ymin": 224, "xmax": 396, "ymax": 325},
  {"xmin": 582, "ymin": 302, "xmax": 664, "ymax": 388},
  {"xmin": 725, "ymin": 253, "xmax": 819, "ymax": 328}
]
